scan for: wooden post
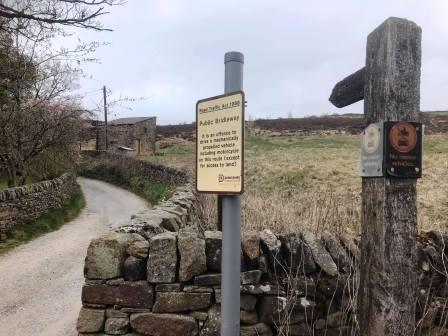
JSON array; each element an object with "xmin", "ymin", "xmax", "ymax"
[{"xmin": 359, "ymin": 17, "xmax": 421, "ymax": 336}]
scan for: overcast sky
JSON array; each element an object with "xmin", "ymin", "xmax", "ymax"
[{"xmin": 73, "ymin": 0, "xmax": 448, "ymax": 125}]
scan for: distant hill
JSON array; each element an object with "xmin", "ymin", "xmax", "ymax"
[{"xmin": 156, "ymin": 111, "xmax": 448, "ymax": 140}]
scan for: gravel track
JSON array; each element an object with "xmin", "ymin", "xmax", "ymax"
[{"xmin": 0, "ymin": 178, "xmax": 149, "ymax": 336}]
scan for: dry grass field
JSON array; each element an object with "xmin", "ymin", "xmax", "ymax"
[{"xmin": 145, "ymin": 132, "xmax": 448, "ymax": 234}]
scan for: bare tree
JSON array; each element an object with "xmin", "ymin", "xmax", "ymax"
[
  {"xmin": 0, "ymin": 0, "xmax": 122, "ymax": 186},
  {"xmin": 0, "ymin": 13, "xmax": 93, "ymax": 186},
  {"xmin": 0, "ymin": 100, "xmax": 86, "ymax": 186},
  {"xmin": 0, "ymin": 0, "xmax": 124, "ymax": 33}
]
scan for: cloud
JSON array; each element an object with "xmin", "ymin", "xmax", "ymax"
[
  {"xmin": 70, "ymin": 0, "xmax": 448, "ymax": 124},
  {"xmin": 152, "ymin": 0, "xmax": 183, "ymax": 19}
]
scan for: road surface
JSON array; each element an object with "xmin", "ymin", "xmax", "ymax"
[{"xmin": 0, "ymin": 178, "xmax": 149, "ymax": 336}]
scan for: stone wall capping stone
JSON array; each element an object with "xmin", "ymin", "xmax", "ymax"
[
  {"xmin": 117, "ymin": 222, "xmax": 167, "ymax": 241},
  {"xmin": 84, "ymin": 233, "xmax": 135, "ymax": 280},
  {"xmin": 279, "ymin": 233, "xmax": 316, "ymax": 275},
  {"xmin": 148, "ymin": 209, "xmax": 180, "ymax": 232},
  {"xmin": 321, "ymin": 231, "xmax": 352, "ymax": 273},
  {"xmin": 242, "ymin": 231, "xmax": 261, "ymax": 270},
  {"xmin": 339, "ymin": 232, "xmax": 360, "ymax": 261},
  {"xmin": 259, "ymin": 229, "xmax": 282, "ymax": 271},
  {"xmin": 146, "ymin": 232, "xmax": 177, "ymax": 283},
  {"xmin": 178, "ymin": 230, "xmax": 206, "ymax": 282},
  {"xmin": 301, "ymin": 231, "xmax": 338, "ymax": 277}
]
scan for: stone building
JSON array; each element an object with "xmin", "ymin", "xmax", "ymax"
[{"xmin": 97, "ymin": 117, "xmax": 157, "ymax": 155}]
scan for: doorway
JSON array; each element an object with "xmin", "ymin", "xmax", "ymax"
[{"xmin": 133, "ymin": 138, "xmax": 141, "ymax": 155}]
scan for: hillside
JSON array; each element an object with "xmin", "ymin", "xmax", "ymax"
[{"xmin": 156, "ymin": 111, "xmax": 448, "ymax": 139}]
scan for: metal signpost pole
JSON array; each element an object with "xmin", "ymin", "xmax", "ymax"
[{"xmin": 221, "ymin": 51, "xmax": 244, "ymax": 336}]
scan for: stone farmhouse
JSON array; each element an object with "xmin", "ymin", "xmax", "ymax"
[{"xmin": 97, "ymin": 117, "xmax": 157, "ymax": 155}]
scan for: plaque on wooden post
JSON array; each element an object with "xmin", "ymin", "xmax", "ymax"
[
  {"xmin": 361, "ymin": 122, "xmax": 383, "ymax": 177},
  {"xmin": 384, "ymin": 121, "xmax": 422, "ymax": 178},
  {"xmin": 361, "ymin": 121, "xmax": 423, "ymax": 178}
]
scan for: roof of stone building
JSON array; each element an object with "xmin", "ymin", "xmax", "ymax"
[{"xmin": 109, "ymin": 117, "xmax": 155, "ymax": 125}]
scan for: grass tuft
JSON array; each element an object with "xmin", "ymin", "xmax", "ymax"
[
  {"xmin": 128, "ymin": 177, "xmax": 172, "ymax": 204},
  {"xmin": 0, "ymin": 189, "xmax": 86, "ymax": 255}
]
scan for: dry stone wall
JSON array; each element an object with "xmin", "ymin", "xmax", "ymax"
[
  {"xmin": 77, "ymin": 204, "xmax": 448, "ymax": 335},
  {"xmin": 0, "ymin": 173, "xmax": 78, "ymax": 237},
  {"xmin": 81, "ymin": 151, "xmax": 188, "ymax": 186}
]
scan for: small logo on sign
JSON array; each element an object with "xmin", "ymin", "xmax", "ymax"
[
  {"xmin": 218, "ymin": 175, "xmax": 240, "ymax": 183},
  {"xmin": 362, "ymin": 124, "xmax": 380, "ymax": 154},
  {"xmin": 389, "ymin": 122, "xmax": 417, "ymax": 153}
]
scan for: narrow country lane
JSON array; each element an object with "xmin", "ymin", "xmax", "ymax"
[{"xmin": 0, "ymin": 178, "xmax": 149, "ymax": 336}]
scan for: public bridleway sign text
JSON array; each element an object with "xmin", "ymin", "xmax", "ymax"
[{"xmin": 196, "ymin": 91, "xmax": 244, "ymax": 194}]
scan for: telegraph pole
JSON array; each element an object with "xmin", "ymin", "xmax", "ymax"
[{"xmin": 103, "ymin": 85, "xmax": 108, "ymax": 151}]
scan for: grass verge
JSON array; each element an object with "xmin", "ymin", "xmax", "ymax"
[
  {"xmin": 0, "ymin": 189, "xmax": 86, "ymax": 256},
  {"xmin": 0, "ymin": 176, "xmax": 7, "ymax": 191},
  {"xmin": 128, "ymin": 177, "xmax": 173, "ymax": 205},
  {"xmin": 79, "ymin": 160, "xmax": 173, "ymax": 205}
]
